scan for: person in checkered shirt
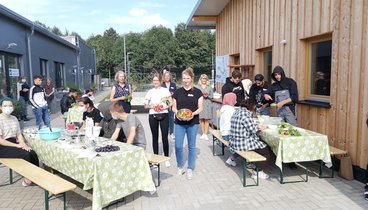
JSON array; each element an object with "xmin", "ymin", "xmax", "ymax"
[{"xmin": 226, "ymin": 99, "xmax": 271, "ymax": 179}]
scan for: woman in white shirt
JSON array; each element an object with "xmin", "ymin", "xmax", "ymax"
[
  {"xmin": 220, "ymin": 93, "xmax": 237, "ymax": 140},
  {"xmin": 144, "ymin": 73, "xmax": 172, "ymax": 167}
]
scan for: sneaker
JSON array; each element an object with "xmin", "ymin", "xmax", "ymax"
[
  {"xmin": 200, "ymin": 134, "xmax": 205, "ymax": 140},
  {"xmin": 204, "ymin": 134, "xmax": 209, "ymax": 141},
  {"xmin": 186, "ymin": 169, "xmax": 193, "ymax": 180},
  {"xmin": 364, "ymin": 190, "xmax": 368, "ymax": 201},
  {"xmin": 225, "ymin": 158, "xmax": 237, "ymax": 167},
  {"xmin": 22, "ymin": 179, "xmax": 32, "ymax": 187},
  {"xmin": 246, "ymin": 163, "xmax": 256, "ymax": 170},
  {"xmin": 165, "ymin": 160, "xmax": 171, "ymax": 168},
  {"xmin": 251, "ymin": 171, "xmax": 269, "ymax": 180},
  {"xmin": 170, "ymin": 133, "xmax": 175, "ymax": 140},
  {"xmin": 177, "ymin": 168, "xmax": 185, "ymax": 175}
]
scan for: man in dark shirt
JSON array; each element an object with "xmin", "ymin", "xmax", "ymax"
[
  {"xmin": 60, "ymin": 89, "xmax": 78, "ymax": 115},
  {"xmin": 221, "ymin": 69, "xmax": 245, "ymax": 106},
  {"xmin": 18, "ymin": 76, "xmax": 30, "ymax": 121},
  {"xmin": 249, "ymin": 74, "xmax": 271, "ymax": 115}
]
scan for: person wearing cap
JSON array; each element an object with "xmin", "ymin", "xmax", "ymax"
[
  {"xmin": 60, "ymin": 88, "xmax": 78, "ymax": 115},
  {"xmin": 249, "ymin": 74, "xmax": 271, "ymax": 116}
]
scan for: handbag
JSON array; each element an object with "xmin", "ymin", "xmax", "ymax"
[
  {"xmin": 338, "ymin": 155, "xmax": 354, "ymax": 180},
  {"xmin": 153, "ymin": 113, "xmax": 166, "ymax": 121}
]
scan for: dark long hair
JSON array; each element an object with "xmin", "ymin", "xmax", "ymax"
[{"xmin": 240, "ymin": 99, "xmax": 256, "ymax": 112}]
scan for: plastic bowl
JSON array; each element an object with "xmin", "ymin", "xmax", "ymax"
[
  {"xmin": 38, "ymin": 128, "xmax": 61, "ymax": 140},
  {"xmin": 177, "ymin": 109, "xmax": 193, "ymax": 121}
]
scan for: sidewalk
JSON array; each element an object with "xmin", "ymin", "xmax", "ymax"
[{"xmin": 1, "ymin": 89, "xmax": 367, "ymax": 209}]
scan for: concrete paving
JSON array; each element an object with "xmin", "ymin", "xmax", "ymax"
[{"xmin": 1, "ymin": 88, "xmax": 367, "ymax": 209}]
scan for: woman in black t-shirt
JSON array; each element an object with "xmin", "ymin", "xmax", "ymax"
[
  {"xmin": 78, "ymin": 97, "xmax": 102, "ymax": 129},
  {"xmin": 172, "ymin": 67, "xmax": 203, "ymax": 180}
]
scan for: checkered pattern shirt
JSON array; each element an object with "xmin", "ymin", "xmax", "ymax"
[{"xmin": 229, "ymin": 107, "xmax": 267, "ymax": 152}]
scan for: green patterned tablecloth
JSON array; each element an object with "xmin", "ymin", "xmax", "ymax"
[
  {"xmin": 25, "ymin": 134, "xmax": 156, "ymax": 210},
  {"xmin": 259, "ymin": 127, "xmax": 331, "ymax": 170},
  {"xmin": 66, "ymin": 107, "xmax": 84, "ymax": 124}
]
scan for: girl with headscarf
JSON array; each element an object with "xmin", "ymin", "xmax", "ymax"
[{"xmin": 220, "ymin": 93, "xmax": 237, "ymax": 140}]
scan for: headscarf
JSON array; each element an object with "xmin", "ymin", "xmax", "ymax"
[
  {"xmin": 241, "ymin": 79, "xmax": 253, "ymax": 95},
  {"xmin": 222, "ymin": 93, "xmax": 237, "ymax": 106}
]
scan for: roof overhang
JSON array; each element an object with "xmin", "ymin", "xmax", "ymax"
[{"xmin": 186, "ymin": 0, "xmax": 229, "ymax": 29}]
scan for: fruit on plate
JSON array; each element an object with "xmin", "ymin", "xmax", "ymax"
[
  {"xmin": 278, "ymin": 127, "xmax": 301, "ymax": 136},
  {"xmin": 203, "ymin": 92, "xmax": 209, "ymax": 97},
  {"xmin": 153, "ymin": 104, "xmax": 164, "ymax": 112},
  {"xmin": 177, "ymin": 109, "xmax": 193, "ymax": 120}
]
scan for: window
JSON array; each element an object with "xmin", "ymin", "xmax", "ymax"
[
  {"xmin": 262, "ymin": 50, "xmax": 272, "ymax": 83},
  {"xmin": 54, "ymin": 62, "xmax": 65, "ymax": 89},
  {"xmin": 40, "ymin": 59, "xmax": 48, "ymax": 77},
  {"xmin": 309, "ymin": 40, "xmax": 332, "ymax": 97}
]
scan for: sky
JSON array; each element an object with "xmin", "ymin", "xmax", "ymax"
[{"xmin": 0, "ymin": 0, "xmax": 198, "ymax": 39}]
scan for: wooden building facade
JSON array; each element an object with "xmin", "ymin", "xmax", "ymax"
[{"xmin": 187, "ymin": 0, "xmax": 368, "ymax": 174}]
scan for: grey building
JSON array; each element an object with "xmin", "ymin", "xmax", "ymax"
[{"xmin": 0, "ymin": 4, "xmax": 96, "ymax": 99}]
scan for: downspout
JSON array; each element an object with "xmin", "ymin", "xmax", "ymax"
[{"xmin": 27, "ymin": 23, "xmax": 34, "ymax": 84}]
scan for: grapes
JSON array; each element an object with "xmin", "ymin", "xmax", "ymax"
[{"xmin": 95, "ymin": 145, "xmax": 120, "ymax": 152}]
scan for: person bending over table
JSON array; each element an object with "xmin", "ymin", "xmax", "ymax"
[
  {"xmin": 109, "ymin": 102, "xmax": 146, "ymax": 149},
  {"xmin": 78, "ymin": 97, "xmax": 102, "ymax": 130},
  {"xmin": 227, "ymin": 99, "xmax": 270, "ymax": 180},
  {"xmin": 0, "ymin": 97, "xmax": 39, "ymax": 187}
]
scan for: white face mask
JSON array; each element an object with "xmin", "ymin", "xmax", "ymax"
[
  {"xmin": 21, "ymin": 79, "xmax": 26, "ymax": 83},
  {"xmin": 78, "ymin": 106, "xmax": 86, "ymax": 112},
  {"xmin": 111, "ymin": 114, "xmax": 118, "ymax": 120},
  {"xmin": 2, "ymin": 107, "xmax": 14, "ymax": 115}
]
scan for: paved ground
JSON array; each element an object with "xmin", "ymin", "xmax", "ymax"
[{"xmin": 1, "ymin": 88, "xmax": 367, "ymax": 209}]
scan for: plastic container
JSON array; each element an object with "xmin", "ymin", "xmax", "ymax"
[
  {"xmin": 38, "ymin": 128, "xmax": 61, "ymax": 140},
  {"xmin": 263, "ymin": 117, "xmax": 283, "ymax": 125}
]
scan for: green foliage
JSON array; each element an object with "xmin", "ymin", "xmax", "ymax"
[{"xmin": 66, "ymin": 83, "xmax": 82, "ymax": 94}]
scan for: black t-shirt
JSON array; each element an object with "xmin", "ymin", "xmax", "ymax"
[
  {"xmin": 83, "ymin": 108, "xmax": 102, "ymax": 124},
  {"xmin": 173, "ymin": 87, "xmax": 202, "ymax": 125},
  {"xmin": 19, "ymin": 82, "xmax": 30, "ymax": 100}
]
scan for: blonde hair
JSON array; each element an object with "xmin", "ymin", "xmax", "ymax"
[
  {"xmin": 152, "ymin": 72, "xmax": 162, "ymax": 82},
  {"xmin": 114, "ymin": 71, "xmax": 126, "ymax": 82},
  {"xmin": 198, "ymin": 74, "xmax": 209, "ymax": 85},
  {"xmin": 163, "ymin": 71, "xmax": 172, "ymax": 82},
  {"xmin": 182, "ymin": 67, "xmax": 194, "ymax": 79}
]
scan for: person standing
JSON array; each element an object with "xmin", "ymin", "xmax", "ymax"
[
  {"xmin": 249, "ymin": 74, "xmax": 271, "ymax": 116},
  {"xmin": 172, "ymin": 67, "xmax": 203, "ymax": 180},
  {"xmin": 0, "ymin": 98, "xmax": 39, "ymax": 186},
  {"xmin": 29, "ymin": 75, "xmax": 50, "ymax": 129},
  {"xmin": 196, "ymin": 74, "xmax": 213, "ymax": 140},
  {"xmin": 18, "ymin": 76, "xmax": 30, "ymax": 121},
  {"xmin": 110, "ymin": 71, "xmax": 132, "ymax": 113},
  {"xmin": 43, "ymin": 78, "xmax": 55, "ymax": 109},
  {"xmin": 221, "ymin": 69, "xmax": 245, "ymax": 106},
  {"xmin": 162, "ymin": 71, "xmax": 177, "ymax": 140},
  {"xmin": 264, "ymin": 66, "xmax": 298, "ymax": 126},
  {"xmin": 145, "ymin": 73, "xmax": 172, "ymax": 167}
]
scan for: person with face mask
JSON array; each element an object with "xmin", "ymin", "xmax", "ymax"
[
  {"xmin": 109, "ymin": 102, "xmax": 146, "ymax": 149},
  {"xmin": 78, "ymin": 97, "xmax": 102, "ymax": 130},
  {"xmin": 60, "ymin": 88, "xmax": 78, "ymax": 115},
  {"xmin": 18, "ymin": 76, "xmax": 30, "ymax": 121},
  {"xmin": 0, "ymin": 97, "xmax": 39, "ymax": 187}
]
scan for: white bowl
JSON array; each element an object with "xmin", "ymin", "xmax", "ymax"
[{"xmin": 267, "ymin": 125, "xmax": 278, "ymax": 130}]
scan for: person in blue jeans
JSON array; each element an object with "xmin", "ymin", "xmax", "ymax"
[
  {"xmin": 162, "ymin": 71, "xmax": 177, "ymax": 140},
  {"xmin": 172, "ymin": 67, "xmax": 203, "ymax": 180},
  {"xmin": 29, "ymin": 75, "xmax": 50, "ymax": 129}
]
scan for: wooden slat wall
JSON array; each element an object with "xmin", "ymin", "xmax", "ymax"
[{"xmin": 215, "ymin": 0, "xmax": 368, "ymax": 169}]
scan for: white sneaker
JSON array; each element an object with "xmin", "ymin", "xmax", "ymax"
[
  {"xmin": 251, "ymin": 171, "xmax": 269, "ymax": 180},
  {"xmin": 200, "ymin": 134, "xmax": 205, "ymax": 140},
  {"xmin": 225, "ymin": 158, "xmax": 237, "ymax": 167},
  {"xmin": 186, "ymin": 169, "xmax": 193, "ymax": 180},
  {"xmin": 204, "ymin": 134, "xmax": 209, "ymax": 141},
  {"xmin": 170, "ymin": 133, "xmax": 175, "ymax": 140},
  {"xmin": 177, "ymin": 168, "xmax": 185, "ymax": 175},
  {"xmin": 165, "ymin": 160, "xmax": 171, "ymax": 168}
]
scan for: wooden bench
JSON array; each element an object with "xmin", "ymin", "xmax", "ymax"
[
  {"xmin": 0, "ymin": 158, "xmax": 76, "ymax": 210},
  {"xmin": 148, "ymin": 154, "xmax": 170, "ymax": 187},
  {"xmin": 209, "ymin": 129, "xmax": 267, "ymax": 187},
  {"xmin": 319, "ymin": 146, "xmax": 348, "ymax": 178}
]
